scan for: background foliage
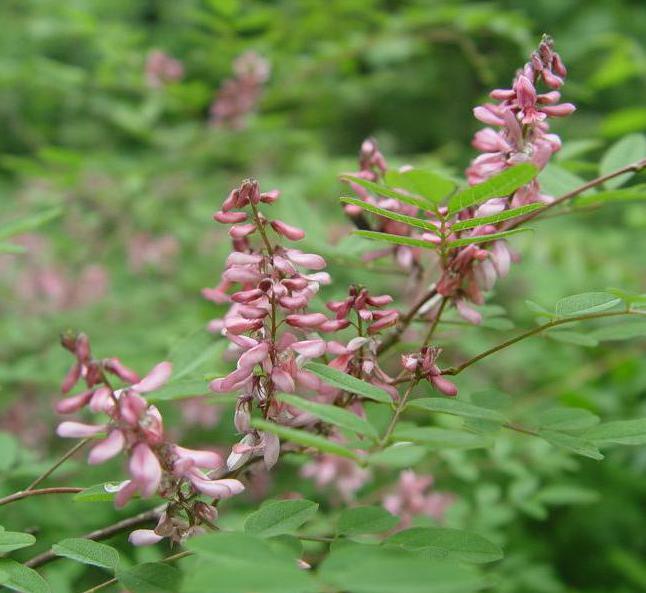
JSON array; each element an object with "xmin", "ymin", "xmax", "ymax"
[{"xmin": 1, "ymin": 1, "xmax": 645, "ymax": 592}]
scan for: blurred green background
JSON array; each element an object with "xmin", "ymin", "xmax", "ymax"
[{"xmin": 1, "ymin": 1, "xmax": 645, "ymax": 592}]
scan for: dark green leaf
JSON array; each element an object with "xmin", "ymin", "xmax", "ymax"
[
  {"xmin": 451, "ymin": 203, "xmax": 543, "ymax": 231},
  {"xmin": 0, "ymin": 532, "xmax": 36, "ymax": 554},
  {"xmin": 244, "ymin": 499, "xmax": 319, "ymax": 537},
  {"xmin": 392, "ymin": 426, "xmax": 490, "ymax": 449},
  {"xmin": 353, "ymin": 230, "xmax": 439, "ymax": 250},
  {"xmin": 539, "ymin": 430, "xmax": 604, "ymax": 460},
  {"xmin": 386, "ymin": 527, "xmax": 503, "ymax": 564},
  {"xmin": 366, "ymin": 444, "xmax": 426, "ymax": 467},
  {"xmin": 446, "ymin": 227, "xmax": 531, "ymax": 249},
  {"xmin": 0, "ymin": 560, "xmax": 50, "ymax": 593},
  {"xmin": 534, "ymin": 407, "xmax": 600, "ymax": 431},
  {"xmin": 337, "ymin": 506, "xmax": 399, "ymax": 536},
  {"xmin": 52, "ymin": 538, "xmax": 119, "ymax": 571},
  {"xmin": 117, "ymin": 563, "xmax": 181, "ymax": 593},
  {"xmin": 584, "ymin": 419, "xmax": 646, "ymax": 446},
  {"xmin": 340, "ymin": 197, "xmax": 441, "ymax": 234},
  {"xmin": 407, "ymin": 398, "xmax": 508, "ymax": 423}
]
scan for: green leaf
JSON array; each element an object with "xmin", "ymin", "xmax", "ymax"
[
  {"xmin": 342, "ymin": 175, "xmax": 429, "ymax": 209},
  {"xmin": 318, "ymin": 543, "xmax": 482, "ymax": 593},
  {"xmin": 386, "ymin": 527, "xmax": 503, "ymax": 564},
  {"xmin": 589, "ymin": 321, "xmax": 646, "ymax": 341},
  {"xmin": 534, "ymin": 407, "xmax": 600, "ymax": 431},
  {"xmin": 525, "ymin": 300, "xmax": 558, "ymax": 319},
  {"xmin": 392, "ymin": 426, "xmax": 490, "ymax": 449},
  {"xmin": 384, "ymin": 168, "xmax": 456, "ymax": 204},
  {"xmin": 606, "ymin": 287, "xmax": 646, "ymax": 306},
  {"xmin": 0, "ymin": 560, "xmax": 50, "ymax": 593},
  {"xmin": 340, "ymin": 197, "xmax": 441, "ymax": 234},
  {"xmin": 0, "ymin": 532, "xmax": 36, "ymax": 554},
  {"xmin": 446, "ymin": 227, "xmax": 531, "ymax": 249},
  {"xmin": 575, "ymin": 184, "xmax": 646, "ymax": 207},
  {"xmin": 117, "ymin": 563, "xmax": 181, "ymax": 593},
  {"xmin": 545, "ymin": 330, "xmax": 598, "ymax": 347},
  {"xmin": 72, "ymin": 482, "xmax": 123, "ymax": 502},
  {"xmin": 538, "ymin": 164, "xmax": 589, "ymax": 197},
  {"xmin": 0, "ymin": 243, "xmax": 26, "ymax": 254},
  {"xmin": 367, "ymin": 444, "xmax": 427, "ymax": 467},
  {"xmin": 539, "ymin": 430, "xmax": 604, "ymax": 460},
  {"xmin": 353, "ymin": 230, "xmax": 439, "ymax": 250},
  {"xmin": 276, "ymin": 393, "xmax": 378, "ymax": 438},
  {"xmin": 167, "ymin": 332, "xmax": 227, "ymax": 381},
  {"xmin": 599, "ymin": 134, "xmax": 646, "ymax": 189},
  {"xmin": 251, "ymin": 418, "xmax": 359, "ymax": 460},
  {"xmin": 407, "ymin": 398, "xmax": 508, "ymax": 423},
  {"xmin": 584, "ymin": 419, "xmax": 646, "ymax": 446},
  {"xmin": 52, "ymin": 538, "xmax": 119, "ymax": 571},
  {"xmin": 145, "ymin": 379, "xmax": 211, "ymax": 402},
  {"xmin": 451, "ymin": 203, "xmax": 543, "ymax": 231},
  {"xmin": 555, "ymin": 292, "xmax": 622, "ymax": 317},
  {"xmin": 0, "ymin": 208, "xmax": 62, "ymax": 241},
  {"xmin": 448, "ymin": 164, "xmax": 538, "ymax": 214},
  {"xmin": 181, "ymin": 542, "xmax": 316, "ymax": 593},
  {"xmin": 304, "ymin": 362, "xmax": 393, "ymax": 403},
  {"xmin": 337, "ymin": 506, "xmax": 399, "ymax": 536},
  {"xmin": 535, "ymin": 485, "xmax": 600, "ymax": 505},
  {"xmin": 244, "ymin": 499, "xmax": 319, "ymax": 537}
]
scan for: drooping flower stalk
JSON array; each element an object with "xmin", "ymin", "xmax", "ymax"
[{"xmin": 55, "ymin": 333, "xmax": 243, "ymax": 546}]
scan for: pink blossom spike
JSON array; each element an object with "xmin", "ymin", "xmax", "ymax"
[
  {"xmin": 131, "ymin": 362, "xmax": 172, "ymax": 394},
  {"xmin": 271, "ymin": 367, "xmax": 296, "ymax": 393},
  {"xmin": 214, "ymin": 211, "xmax": 247, "ymax": 224},
  {"xmin": 88, "ymin": 430, "xmax": 125, "ymax": 465},
  {"xmin": 290, "ymin": 339, "xmax": 327, "ymax": 358},
  {"xmin": 270, "ymin": 220, "xmax": 305, "ymax": 241},
  {"xmin": 285, "ymin": 250, "xmax": 326, "ymax": 270},
  {"xmin": 129, "ymin": 443, "xmax": 162, "ymax": 498},
  {"xmin": 174, "ymin": 445, "xmax": 223, "ymax": 470},
  {"xmin": 104, "ymin": 358, "xmax": 140, "ymax": 384},
  {"xmin": 431, "ymin": 375, "xmax": 459, "ymax": 397},
  {"xmin": 285, "ymin": 313, "xmax": 328, "ymax": 329},
  {"xmin": 229, "ymin": 224, "xmax": 257, "ymax": 239},
  {"xmin": 237, "ymin": 342, "xmax": 269, "ymax": 370},
  {"xmin": 55, "ymin": 390, "xmax": 94, "ymax": 414},
  {"xmin": 129, "ymin": 529, "xmax": 164, "ymax": 546},
  {"xmin": 57, "ymin": 421, "xmax": 106, "ymax": 438}
]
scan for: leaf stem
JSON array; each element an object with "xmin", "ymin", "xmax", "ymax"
[
  {"xmin": 25, "ymin": 437, "xmax": 91, "ymax": 491},
  {"xmin": 380, "ymin": 379, "xmax": 418, "ymax": 447},
  {"xmin": 0, "ymin": 487, "xmax": 83, "ymax": 507},
  {"xmin": 442, "ymin": 310, "xmax": 643, "ymax": 376}
]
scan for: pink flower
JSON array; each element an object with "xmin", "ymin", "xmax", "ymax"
[{"xmin": 129, "ymin": 443, "xmax": 162, "ymax": 498}]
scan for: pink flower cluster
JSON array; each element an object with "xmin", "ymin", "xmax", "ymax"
[
  {"xmin": 401, "ymin": 346, "xmax": 458, "ymax": 396},
  {"xmin": 145, "ymin": 50, "xmax": 184, "ymax": 88},
  {"xmin": 204, "ymin": 180, "xmax": 401, "ymax": 471},
  {"xmin": 383, "ymin": 470, "xmax": 455, "ymax": 530},
  {"xmin": 54, "ymin": 333, "xmax": 243, "ymax": 546},
  {"xmin": 343, "ymin": 139, "xmax": 423, "ymax": 270},
  {"xmin": 468, "ymin": 34, "xmax": 574, "ymax": 200},
  {"xmin": 210, "ymin": 51, "xmax": 270, "ymax": 129}
]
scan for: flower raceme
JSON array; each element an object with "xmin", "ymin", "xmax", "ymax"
[
  {"xmin": 204, "ymin": 179, "xmax": 402, "ymax": 470},
  {"xmin": 55, "ymin": 333, "xmax": 244, "ymax": 545}
]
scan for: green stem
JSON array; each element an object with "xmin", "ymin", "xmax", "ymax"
[
  {"xmin": 442, "ymin": 310, "xmax": 644, "ymax": 376},
  {"xmin": 25, "ymin": 437, "xmax": 91, "ymax": 491},
  {"xmin": 380, "ymin": 379, "xmax": 418, "ymax": 447},
  {"xmin": 0, "ymin": 487, "xmax": 83, "ymax": 507}
]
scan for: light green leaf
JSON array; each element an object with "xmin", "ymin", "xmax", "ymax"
[
  {"xmin": 318, "ymin": 543, "xmax": 482, "ymax": 593},
  {"xmin": 590, "ymin": 321, "xmax": 646, "ymax": 341},
  {"xmin": 0, "ymin": 560, "xmax": 50, "ymax": 593},
  {"xmin": 251, "ymin": 418, "xmax": 359, "ymax": 460},
  {"xmin": 276, "ymin": 393, "xmax": 378, "ymax": 439},
  {"xmin": 0, "ymin": 208, "xmax": 62, "ymax": 241},
  {"xmin": 534, "ymin": 407, "xmax": 600, "ymax": 432},
  {"xmin": 584, "ymin": 419, "xmax": 646, "ymax": 446},
  {"xmin": 0, "ymin": 532, "xmax": 36, "ymax": 554},
  {"xmin": 535, "ymin": 485, "xmax": 600, "ymax": 505},
  {"xmin": 448, "ymin": 164, "xmax": 538, "ymax": 214},
  {"xmin": 384, "ymin": 168, "xmax": 456, "ymax": 204},
  {"xmin": 546, "ymin": 330, "xmax": 598, "ymax": 347},
  {"xmin": 367, "ymin": 444, "xmax": 426, "ymax": 467},
  {"xmin": 538, "ymin": 164, "xmax": 589, "ymax": 197},
  {"xmin": 392, "ymin": 426, "xmax": 490, "ymax": 449},
  {"xmin": 599, "ymin": 134, "xmax": 646, "ymax": 189},
  {"xmin": 353, "ymin": 230, "xmax": 439, "ymax": 250},
  {"xmin": 407, "ymin": 398, "xmax": 508, "ymax": 423},
  {"xmin": 451, "ymin": 203, "xmax": 543, "ymax": 231},
  {"xmin": 386, "ymin": 527, "xmax": 503, "ymax": 564},
  {"xmin": 340, "ymin": 197, "xmax": 441, "ymax": 234},
  {"xmin": 554, "ymin": 292, "xmax": 621, "ymax": 317},
  {"xmin": 304, "ymin": 363, "xmax": 393, "ymax": 403},
  {"xmin": 539, "ymin": 430, "xmax": 604, "ymax": 460},
  {"xmin": 0, "ymin": 243, "xmax": 26, "ymax": 254},
  {"xmin": 606, "ymin": 288, "xmax": 646, "ymax": 306},
  {"xmin": 446, "ymin": 227, "xmax": 531, "ymax": 249},
  {"xmin": 525, "ymin": 300, "xmax": 558, "ymax": 319},
  {"xmin": 72, "ymin": 482, "xmax": 123, "ymax": 502},
  {"xmin": 117, "ymin": 563, "xmax": 181, "ymax": 593},
  {"xmin": 167, "ymin": 332, "xmax": 227, "ymax": 381},
  {"xmin": 52, "ymin": 538, "xmax": 119, "ymax": 571},
  {"xmin": 244, "ymin": 499, "xmax": 319, "ymax": 537},
  {"xmin": 186, "ymin": 532, "xmax": 279, "ymax": 562},
  {"xmin": 575, "ymin": 184, "xmax": 646, "ymax": 207},
  {"xmin": 337, "ymin": 506, "xmax": 399, "ymax": 536},
  {"xmin": 342, "ymin": 175, "xmax": 429, "ymax": 210}
]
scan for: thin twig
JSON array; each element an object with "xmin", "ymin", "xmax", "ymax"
[
  {"xmin": 380, "ymin": 379, "xmax": 418, "ymax": 446},
  {"xmin": 25, "ymin": 438, "xmax": 91, "ymax": 491},
  {"xmin": 0, "ymin": 487, "xmax": 83, "ymax": 508},
  {"xmin": 422, "ymin": 297, "xmax": 448, "ymax": 347},
  {"xmin": 442, "ymin": 310, "xmax": 644, "ymax": 376},
  {"xmin": 26, "ymin": 507, "xmax": 164, "ymax": 568},
  {"xmin": 509, "ymin": 157, "xmax": 646, "ymax": 229}
]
